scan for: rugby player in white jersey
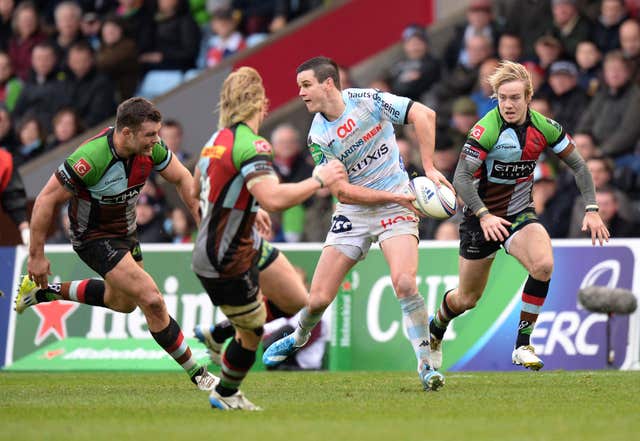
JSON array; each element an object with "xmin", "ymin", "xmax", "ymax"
[{"xmin": 263, "ymin": 56, "xmax": 454, "ymax": 391}]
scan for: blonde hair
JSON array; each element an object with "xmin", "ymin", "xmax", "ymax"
[
  {"xmin": 218, "ymin": 66, "xmax": 266, "ymax": 129},
  {"xmin": 488, "ymin": 60, "xmax": 533, "ymax": 101}
]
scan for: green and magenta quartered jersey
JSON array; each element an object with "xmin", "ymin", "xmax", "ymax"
[
  {"xmin": 55, "ymin": 127, "xmax": 172, "ymax": 247},
  {"xmin": 460, "ymin": 108, "xmax": 573, "ymax": 217},
  {"xmin": 192, "ymin": 123, "xmax": 277, "ymax": 279}
]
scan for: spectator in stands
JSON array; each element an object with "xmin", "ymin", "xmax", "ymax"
[
  {"xmin": 8, "ymin": 1, "xmax": 47, "ymax": 80},
  {"xmin": 136, "ymin": 193, "xmax": 171, "ymax": 243},
  {"xmin": 0, "ymin": 146, "xmax": 30, "ymax": 246},
  {"xmin": 369, "ymin": 78, "xmax": 390, "ymax": 92},
  {"xmin": 544, "ymin": 60, "xmax": 589, "ymax": 134},
  {"xmin": 500, "ymin": 0, "xmax": 552, "ymax": 59},
  {"xmin": 115, "ymin": 0, "xmax": 155, "ymax": 54},
  {"xmin": 575, "ymin": 39, "xmax": 602, "ymax": 96},
  {"xmin": 619, "ymin": 18, "xmax": 640, "ymax": 84},
  {"xmin": 50, "ymin": 1, "xmax": 86, "ymax": 69},
  {"xmin": 196, "ymin": 6, "xmax": 246, "ymax": 69},
  {"xmin": 591, "ymin": 185, "xmax": 639, "ymax": 237},
  {"xmin": 159, "ymin": 119, "xmax": 190, "ymax": 163},
  {"xmin": 523, "ymin": 60, "xmax": 546, "ymax": 94},
  {"xmin": 270, "ymin": 123, "xmax": 313, "ymax": 242},
  {"xmin": 66, "ymin": 41, "xmax": 116, "ymax": 128},
  {"xmin": 0, "ymin": 0, "xmax": 15, "ymax": 50},
  {"xmin": 231, "ymin": 0, "xmax": 276, "ymax": 43},
  {"xmin": 551, "ymin": 0, "xmax": 592, "ymax": 58},
  {"xmin": 441, "ymin": 96, "xmax": 478, "ymax": 152},
  {"xmin": 592, "ymin": 0, "xmax": 628, "ymax": 53},
  {"xmin": 397, "ymin": 135, "xmax": 423, "ymax": 177},
  {"xmin": 387, "ymin": 24, "xmax": 441, "ymax": 101},
  {"xmin": 530, "ymin": 96, "xmax": 553, "ymax": 117},
  {"xmin": 46, "ymin": 107, "xmax": 82, "ymax": 150},
  {"xmin": 80, "ymin": 11, "xmax": 103, "ymax": 50},
  {"xmin": 497, "ymin": 32, "xmax": 523, "ymax": 62},
  {"xmin": 338, "ymin": 65, "xmax": 355, "ymax": 89},
  {"xmin": 470, "ymin": 57, "xmax": 499, "ymax": 117},
  {"xmin": 13, "ymin": 42, "xmax": 71, "ymax": 133},
  {"xmin": 576, "ymin": 50, "xmax": 640, "ymax": 160},
  {"xmin": 166, "ymin": 206, "xmax": 195, "ymax": 243},
  {"xmin": 12, "ymin": 114, "xmax": 46, "ymax": 166},
  {"xmin": 0, "ymin": 103, "xmax": 17, "ymax": 150},
  {"xmin": 96, "ymin": 15, "xmax": 140, "ymax": 101},
  {"xmin": 434, "ymin": 219, "xmax": 460, "ymax": 241},
  {"xmin": 0, "ymin": 51, "xmax": 23, "ymax": 112},
  {"xmin": 534, "ymin": 34, "xmax": 564, "ymax": 70},
  {"xmin": 443, "ymin": 0, "xmax": 500, "ymax": 71},
  {"xmin": 270, "ymin": 0, "xmax": 323, "ymax": 33},
  {"xmin": 139, "ymin": 0, "xmax": 201, "ymax": 72},
  {"xmin": 573, "ymin": 132, "xmax": 600, "ymax": 159}
]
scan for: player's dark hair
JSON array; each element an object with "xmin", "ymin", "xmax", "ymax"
[
  {"xmin": 297, "ymin": 56, "xmax": 341, "ymax": 90},
  {"xmin": 115, "ymin": 97, "xmax": 162, "ymax": 133}
]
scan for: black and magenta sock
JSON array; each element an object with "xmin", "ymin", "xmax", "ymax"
[{"xmin": 516, "ymin": 276, "xmax": 550, "ymax": 348}]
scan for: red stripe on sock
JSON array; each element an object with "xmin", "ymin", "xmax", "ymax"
[
  {"xmin": 221, "ymin": 351, "xmax": 247, "ymax": 373},
  {"xmin": 76, "ymin": 279, "xmax": 90, "ymax": 303},
  {"xmin": 522, "ymin": 293, "xmax": 545, "ymax": 306},
  {"xmin": 167, "ymin": 331, "xmax": 184, "ymax": 354}
]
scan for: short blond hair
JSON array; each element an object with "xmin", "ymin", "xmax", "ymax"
[
  {"xmin": 218, "ymin": 66, "xmax": 266, "ymax": 129},
  {"xmin": 488, "ymin": 60, "xmax": 533, "ymax": 101}
]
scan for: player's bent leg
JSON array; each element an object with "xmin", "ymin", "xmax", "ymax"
[
  {"xmin": 15, "ymin": 276, "xmax": 112, "ymax": 314},
  {"xmin": 259, "ymin": 252, "xmax": 308, "ymax": 317},
  {"xmin": 263, "ymin": 246, "xmax": 356, "ymax": 368},
  {"xmin": 507, "ymin": 223, "xmax": 553, "ymax": 370},
  {"xmin": 429, "ymin": 256, "xmax": 493, "ymax": 370},
  {"xmin": 106, "ymin": 254, "xmax": 217, "ymax": 389}
]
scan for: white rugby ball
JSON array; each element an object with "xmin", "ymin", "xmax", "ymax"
[{"xmin": 409, "ymin": 176, "xmax": 457, "ymax": 219}]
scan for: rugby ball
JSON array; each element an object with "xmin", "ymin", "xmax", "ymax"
[{"xmin": 408, "ymin": 176, "xmax": 457, "ymax": 219}]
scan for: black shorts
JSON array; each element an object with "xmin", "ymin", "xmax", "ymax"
[
  {"xmin": 197, "ymin": 265, "xmax": 260, "ymax": 307},
  {"xmin": 75, "ymin": 236, "xmax": 143, "ymax": 278},
  {"xmin": 459, "ymin": 208, "xmax": 540, "ymax": 260},
  {"xmin": 257, "ymin": 238, "xmax": 280, "ymax": 271}
]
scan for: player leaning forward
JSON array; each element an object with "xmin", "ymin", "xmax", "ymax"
[
  {"xmin": 263, "ymin": 56, "xmax": 453, "ymax": 391},
  {"xmin": 191, "ymin": 66, "xmax": 345, "ymax": 410},
  {"xmin": 16, "ymin": 97, "xmax": 218, "ymax": 390},
  {"xmin": 428, "ymin": 61, "xmax": 610, "ymax": 370}
]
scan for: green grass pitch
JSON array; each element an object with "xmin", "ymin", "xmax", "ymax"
[{"xmin": 1, "ymin": 370, "xmax": 639, "ymax": 441}]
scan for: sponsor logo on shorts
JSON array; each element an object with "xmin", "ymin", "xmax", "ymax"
[
  {"xmin": 380, "ymin": 214, "xmax": 418, "ymax": 229},
  {"xmin": 253, "ymin": 139, "xmax": 272, "ymax": 153},
  {"xmin": 73, "ymin": 158, "xmax": 92, "ymax": 177},
  {"xmin": 490, "ymin": 160, "xmax": 536, "ymax": 179},
  {"xmin": 470, "ymin": 124, "xmax": 485, "ymax": 140},
  {"xmin": 331, "ymin": 215, "xmax": 353, "ymax": 233}
]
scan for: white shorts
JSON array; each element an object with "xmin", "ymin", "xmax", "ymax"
[{"xmin": 324, "ymin": 204, "xmax": 419, "ymax": 260}]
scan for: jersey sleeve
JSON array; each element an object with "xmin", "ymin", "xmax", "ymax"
[
  {"xmin": 55, "ymin": 148, "xmax": 99, "ymax": 193},
  {"xmin": 369, "ymin": 89, "xmax": 411, "ymax": 124},
  {"xmin": 460, "ymin": 110, "xmax": 499, "ymax": 166},
  {"xmin": 233, "ymin": 135, "xmax": 277, "ymax": 182},
  {"xmin": 151, "ymin": 139, "xmax": 173, "ymax": 171},
  {"xmin": 535, "ymin": 113, "xmax": 572, "ymax": 155}
]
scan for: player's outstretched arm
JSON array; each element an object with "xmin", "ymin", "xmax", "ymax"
[
  {"xmin": 250, "ymin": 159, "xmax": 346, "ymax": 212},
  {"xmin": 28, "ymin": 175, "xmax": 72, "ymax": 287},
  {"xmin": 407, "ymin": 102, "xmax": 454, "ymax": 192},
  {"xmin": 160, "ymin": 155, "xmax": 200, "ymax": 225},
  {"xmin": 328, "ymin": 178, "xmax": 414, "ymax": 208}
]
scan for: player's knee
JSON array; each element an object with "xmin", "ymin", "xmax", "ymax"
[
  {"xmin": 308, "ymin": 294, "xmax": 331, "ymax": 314},
  {"xmin": 457, "ymin": 292, "xmax": 480, "ymax": 310},
  {"xmin": 530, "ymin": 260, "xmax": 553, "ymax": 281},
  {"xmin": 138, "ymin": 290, "xmax": 166, "ymax": 315},
  {"xmin": 392, "ymin": 272, "xmax": 416, "ymax": 298}
]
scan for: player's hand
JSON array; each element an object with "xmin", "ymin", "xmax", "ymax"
[
  {"xmin": 424, "ymin": 166, "xmax": 455, "ymax": 193},
  {"xmin": 314, "ymin": 160, "xmax": 347, "ymax": 187},
  {"xmin": 255, "ymin": 208, "xmax": 272, "ymax": 237},
  {"xmin": 27, "ymin": 255, "xmax": 52, "ymax": 289},
  {"xmin": 582, "ymin": 211, "xmax": 610, "ymax": 246},
  {"xmin": 395, "ymin": 191, "xmax": 423, "ymax": 217},
  {"xmin": 479, "ymin": 213, "xmax": 512, "ymax": 242}
]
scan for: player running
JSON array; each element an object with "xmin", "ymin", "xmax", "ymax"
[
  {"xmin": 191, "ymin": 66, "xmax": 345, "ymax": 410},
  {"xmin": 428, "ymin": 61, "xmax": 609, "ymax": 370},
  {"xmin": 262, "ymin": 56, "xmax": 453, "ymax": 391},
  {"xmin": 15, "ymin": 97, "xmax": 218, "ymax": 391}
]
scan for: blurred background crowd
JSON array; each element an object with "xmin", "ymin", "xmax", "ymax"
[{"xmin": 1, "ymin": 0, "xmax": 639, "ymax": 246}]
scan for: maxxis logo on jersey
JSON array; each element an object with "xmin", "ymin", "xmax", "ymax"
[
  {"xmin": 73, "ymin": 158, "xmax": 92, "ymax": 177},
  {"xmin": 470, "ymin": 125, "xmax": 485, "ymax": 140}
]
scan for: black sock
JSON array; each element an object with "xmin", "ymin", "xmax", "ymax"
[{"xmin": 212, "ymin": 320, "xmax": 234, "ymax": 343}]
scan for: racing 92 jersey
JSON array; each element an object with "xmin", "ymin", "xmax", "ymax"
[
  {"xmin": 460, "ymin": 108, "xmax": 572, "ymax": 217},
  {"xmin": 307, "ymin": 88, "xmax": 412, "ymax": 207},
  {"xmin": 192, "ymin": 123, "xmax": 277, "ymax": 279},
  {"xmin": 55, "ymin": 127, "xmax": 172, "ymax": 247}
]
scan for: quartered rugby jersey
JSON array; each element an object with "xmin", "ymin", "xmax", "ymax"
[
  {"xmin": 192, "ymin": 123, "xmax": 277, "ymax": 279},
  {"xmin": 307, "ymin": 88, "xmax": 412, "ymax": 195},
  {"xmin": 460, "ymin": 108, "xmax": 572, "ymax": 217},
  {"xmin": 55, "ymin": 127, "xmax": 172, "ymax": 247}
]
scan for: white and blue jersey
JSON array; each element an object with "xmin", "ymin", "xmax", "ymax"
[{"xmin": 307, "ymin": 88, "xmax": 412, "ymax": 206}]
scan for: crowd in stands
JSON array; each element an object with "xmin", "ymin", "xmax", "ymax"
[{"xmin": 2, "ymin": 0, "xmax": 640, "ymax": 245}]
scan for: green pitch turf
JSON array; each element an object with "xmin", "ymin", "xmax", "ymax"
[{"xmin": 1, "ymin": 370, "xmax": 638, "ymax": 441}]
